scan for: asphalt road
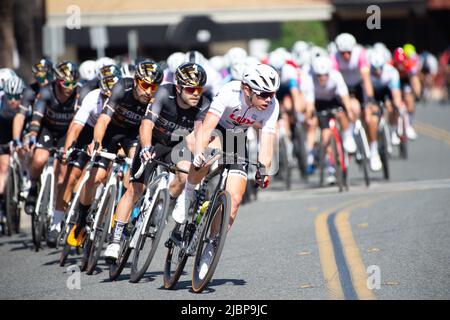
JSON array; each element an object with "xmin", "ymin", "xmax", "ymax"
[{"xmin": 1, "ymin": 101, "xmax": 449, "ymax": 300}]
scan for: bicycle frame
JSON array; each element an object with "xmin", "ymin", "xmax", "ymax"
[
  {"xmin": 328, "ymin": 118, "xmax": 348, "ymax": 173},
  {"xmin": 34, "ymin": 152, "xmax": 57, "ymax": 223},
  {"xmin": 354, "ymin": 119, "xmax": 371, "ymax": 160}
]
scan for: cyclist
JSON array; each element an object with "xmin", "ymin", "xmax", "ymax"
[
  {"xmin": 163, "ymin": 52, "xmax": 185, "ymax": 84},
  {"xmin": 58, "ymin": 65, "xmax": 122, "ymax": 246},
  {"xmin": 302, "ymin": 56, "xmax": 355, "ymax": 183},
  {"xmin": 103, "ymin": 62, "xmax": 211, "ymax": 262},
  {"xmin": 331, "ymin": 33, "xmax": 376, "ymax": 155},
  {"xmin": 72, "ymin": 60, "xmax": 163, "ymax": 249},
  {"xmin": 24, "ymin": 61, "xmax": 80, "ymax": 247},
  {"xmin": 369, "ymin": 50, "xmax": 405, "ymax": 148},
  {"xmin": 171, "ymin": 63, "xmax": 280, "ymax": 276},
  {"xmin": 0, "ymin": 68, "xmax": 17, "ymax": 90},
  {"xmin": 391, "ymin": 47, "xmax": 420, "ymax": 140},
  {"xmin": 0, "ymin": 76, "xmax": 26, "ymax": 232}
]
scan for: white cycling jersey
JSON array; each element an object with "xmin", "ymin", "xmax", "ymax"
[
  {"xmin": 208, "ymin": 81, "xmax": 279, "ymax": 134},
  {"xmin": 302, "ymin": 69, "xmax": 349, "ymax": 103},
  {"xmin": 371, "ymin": 64, "xmax": 401, "ymax": 90},
  {"xmin": 73, "ymin": 88, "xmax": 107, "ymax": 127},
  {"xmin": 331, "ymin": 45, "xmax": 369, "ymax": 86}
]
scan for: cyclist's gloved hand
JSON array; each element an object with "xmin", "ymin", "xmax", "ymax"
[
  {"xmin": 13, "ymin": 138, "xmax": 23, "ymax": 149},
  {"xmin": 193, "ymin": 152, "xmax": 206, "ymax": 168},
  {"xmin": 140, "ymin": 145, "xmax": 155, "ymax": 163},
  {"xmin": 28, "ymin": 135, "xmax": 37, "ymax": 146},
  {"xmin": 255, "ymin": 162, "xmax": 270, "ymax": 189}
]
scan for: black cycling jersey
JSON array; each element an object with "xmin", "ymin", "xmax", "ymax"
[
  {"xmin": 102, "ymin": 78, "xmax": 148, "ymax": 129},
  {"xmin": 143, "ymin": 84, "xmax": 210, "ymax": 146},
  {"xmin": 31, "ymin": 82, "xmax": 79, "ymax": 133},
  {"xmin": 0, "ymin": 94, "xmax": 26, "ymax": 123}
]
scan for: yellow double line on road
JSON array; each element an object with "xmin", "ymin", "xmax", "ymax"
[
  {"xmin": 415, "ymin": 121, "xmax": 450, "ymax": 146},
  {"xmin": 315, "ymin": 196, "xmax": 385, "ymax": 300}
]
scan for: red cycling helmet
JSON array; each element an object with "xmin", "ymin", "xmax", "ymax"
[{"xmin": 393, "ymin": 47, "xmax": 407, "ymax": 64}]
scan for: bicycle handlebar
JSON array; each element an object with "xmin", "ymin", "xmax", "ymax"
[{"xmin": 134, "ymin": 158, "xmax": 189, "ymax": 179}]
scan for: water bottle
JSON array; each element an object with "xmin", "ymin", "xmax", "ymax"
[{"xmin": 196, "ymin": 201, "xmax": 210, "ymax": 224}]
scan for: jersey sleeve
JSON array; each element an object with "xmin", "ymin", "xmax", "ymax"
[
  {"xmin": 208, "ymin": 82, "xmax": 233, "ymax": 119},
  {"xmin": 261, "ymin": 99, "xmax": 279, "ymax": 134},
  {"xmin": 74, "ymin": 90, "xmax": 97, "ymax": 125},
  {"xmin": 30, "ymin": 86, "xmax": 51, "ymax": 129},
  {"xmin": 358, "ymin": 48, "xmax": 369, "ymax": 70},
  {"xmin": 334, "ymin": 71, "xmax": 349, "ymax": 97}
]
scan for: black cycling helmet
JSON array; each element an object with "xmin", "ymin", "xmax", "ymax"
[
  {"xmin": 54, "ymin": 61, "xmax": 79, "ymax": 83},
  {"xmin": 32, "ymin": 58, "xmax": 54, "ymax": 82},
  {"xmin": 98, "ymin": 64, "xmax": 122, "ymax": 79},
  {"xmin": 175, "ymin": 62, "xmax": 207, "ymax": 87},
  {"xmin": 99, "ymin": 65, "xmax": 122, "ymax": 95},
  {"xmin": 134, "ymin": 60, "xmax": 163, "ymax": 85}
]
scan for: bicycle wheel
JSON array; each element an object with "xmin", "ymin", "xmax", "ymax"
[
  {"xmin": 378, "ymin": 127, "xmax": 390, "ymax": 180},
  {"xmin": 130, "ymin": 189, "xmax": 170, "ymax": 283},
  {"xmin": 292, "ymin": 124, "xmax": 308, "ymax": 180},
  {"xmin": 192, "ymin": 190, "xmax": 231, "ymax": 293},
  {"xmin": 354, "ymin": 130, "xmax": 370, "ymax": 187},
  {"xmin": 278, "ymin": 138, "xmax": 291, "ymax": 190},
  {"xmin": 399, "ymin": 114, "xmax": 408, "ymax": 159},
  {"xmin": 13, "ymin": 167, "xmax": 21, "ymax": 234},
  {"xmin": 86, "ymin": 185, "xmax": 115, "ymax": 275},
  {"xmin": 5, "ymin": 166, "xmax": 17, "ymax": 236},
  {"xmin": 80, "ymin": 238, "xmax": 92, "ymax": 272},
  {"xmin": 330, "ymin": 137, "xmax": 344, "ymax": 192},
  {"xmin": 108, "ymin": 232, "xmax": 132, "ymax": 281},
  {"xmin": 163, "ymin": 222, "xmax": 190, "ymax": 289},
  {"xmin": 32, "ymin": 177, "xmax": 51, "ymax": 251},
  {"xmin": 318, "ymin": 140, "xmax": 326, "ymax": 187}
]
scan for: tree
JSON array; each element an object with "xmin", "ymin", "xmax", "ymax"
[
  {"xmin": 0, "ymin": 0, "xmax": 15, "ymax": 68},
  {"xmin": 271, "ymin": 20, "xmax": 329, "ymax": 50}
]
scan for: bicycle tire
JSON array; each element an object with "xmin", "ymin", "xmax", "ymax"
[
  {"xmin": 5, "ymin": 166, "xmax": 16, "ymax": 236},
  {"xmin": 292, "ymin": 124, "xmax": 308, "ymax": 180},
  {"xmin": 279, "ymin": 138, "xmax": 291, "ymax": 190},
  {"xmin": 108, "ymin": 235, "xmax": 132, "ymax": 281},
  {"xmin": 163, "ymin": 223, "xmax": 189, "ymax": 289},
  {"xmin": 355, "ymin": 131, "xmax": 370, "ymax": 187},
  {"xmin": 330, "ymin": 136, "xmax": 344, "ymax": 192},
  {"xmin": 378, "ymin": 128, "xmax": 390, "ymax": 180},
  {"xmin": 80, "ymin": 238, "xmax": 92, "ymax": 272},
  {"xmin": 59, "ymin": 243, "xmax": 72, "ymax": 267},
  {"xmin": 86, "ymin": 185, "xmax": 115, "ymax": 275},
  {"xmin": 192, "ymin": 190, "xmax": 231, "ymax": 293},
  {"xmin": 32, "ymin": 177, "xmax": 51, "ymax": 251},
  {"xmin": 399, "ymin": 114, "xmax": 408, "ymax": 159},
  {"xmin": 318, "ymin": 139, "xmax": 326, "ymax": 187},
  {"xmin": 130, "ymin": 189, "xmax": 170, "ymax": 283}
]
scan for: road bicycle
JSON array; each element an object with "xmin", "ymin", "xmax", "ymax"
[
  {"xmin": 375, "ymin": 101, "xmax": 393, "ymax": 180},
  {"xmin": 31, "ymin": 147, "xmax": 65, "ymax": 251},
  {"xmin": 163, "ymin": 149, "xmax": 262, "ymax": 293},
  {"xmin": 316, "ymin": 107, "xmax": 349, "ymax": 192}
]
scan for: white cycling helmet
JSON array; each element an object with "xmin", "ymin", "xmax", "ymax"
[
  {"xmin": 225, "ymin": 47, "xmax": 248, "ymax": 67},
  {"xmin": 3, "ymin": 76, "xmax": 25, "ymax": 96},
  {"xmin": 230, "ymin": 62, "xmax": 246, "ymax": 81},
  {"xmin": 268, "ymin": 50, "xmax": 286, "ymax": 71},
  {"xmin": 292, "ymin": 41, "xmax": 309, "ymax": 55},
  {"xmin": 374, "ymin": 42, "xmax": 392, "ymax": 62},
  {"xmin": 0, "ymin": 68, "xmax": 17, "ymax": 89},
  {"xmin": 209, "ymin": 55, "xmax": 226, "ymax": 73},
  {"xmin": 312, "ymin": 56, "xmax": 332, "ymax": 75},
  {"xmin": 185, "ymin": 50, "xmax": 205, "ymax": 65},
  {"xmin": 79, "ymin": 60, "xmax": 97, "ymax": 81},
  {"xmin": 369, "ymin": 50, "xmax": 386, "ymax": 69},
  {"xmin": 310, "ymin": 46, "xmax": 328, "ymax": 59},
  {"xmin": 95, "ymin": 57, "xmax": 116, "ymax": 76},
  {"xmin": 242, "ymin": 63, "xmax": 280, "ymax": 93},
  {"xmin": 167, "ymin": 52, "xmax": 185, "ymax": 73},
  {"xmin": 327, "ymin": 41, "xmax": 338, "ymax": 55},
  {"xmin": 335, "ymin": 33, "xmax": 357, "ymax": 52}
]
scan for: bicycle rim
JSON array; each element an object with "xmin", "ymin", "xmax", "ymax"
[
  {"xmin": 87, "ymin": 186, "xmax": 115, "ymax": 275},
  {"xmin": 130, "ymin": 189, "xmax": 169, "ymax": 283},
  {"xmin": 163, "ymin": 223, "xmax": 189, "ymax": 289},
  {"xmin": 192, "ymin": 190, "xmax": 231, "ymax": 293}
]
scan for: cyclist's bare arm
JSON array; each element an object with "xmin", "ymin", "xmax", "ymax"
[
  {"xmin": 139, "ymin": 118, "xmax": 155, "ymax": 148},
  {"xmin": 91, "ymin": 113, "xmax": 111, "ymax": 152},
  {"xmin": 391, "ymin": 88, "xmax": 403, "ymax": 109},
  {"xmin": 12, "ymin": 113, "xmax": 26, "ymax": 142},
  {"xmin": 360, "ymin": 67, "xmax": 375, "ymax": 99},
  {"xmin": 290, "ymin": 87, "xmax": 305, "ymax": 115},
  {"xmin": 258, "ymin": 131, "xmax": 275, "ymax": 169},
  {"xmin": 410, "ymin": 74, "xmax": 421, "ymax": 98},
  {"xmin": 195, "ymin": 112, "xmax": 221, "ymax": 156},
  {"xmin": 64, "ymin": 121, "xmax": 84, "ymax": 152},
  {"xmin": 340, "ymin": 94, "xmax": 354, "ymax": 120}
]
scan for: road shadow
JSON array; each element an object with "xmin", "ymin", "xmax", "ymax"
[{"xmin": 157, "ymin": 278, "xmax": 246, "ymax": 294}]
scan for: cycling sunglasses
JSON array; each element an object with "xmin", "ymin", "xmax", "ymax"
[
  {"xmin": 57, "ymin": 79, "xmax": 77, "ymax": 88},
  {"xmin": 252, "ymin": 89, "xmax": 275, "ymax": 100},
  {"xmin": 6, "ymin": 93, "xmax": 21, "ymax": 101},
  {"xmin": 137, "ymin": 77, "xmax": 158, "ymax": 93},
  {"xmin": 182, "ymin": 86, "xmax": 203, "ymax": 95}
]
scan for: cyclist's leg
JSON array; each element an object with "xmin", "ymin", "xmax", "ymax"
[
  {"xmin": 0, "ymin": 153, "xmax": 9, "ymax": 222},
  {"xmin": 224, "ymin": 172, "xmax": 247, "ymax": 230}
]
